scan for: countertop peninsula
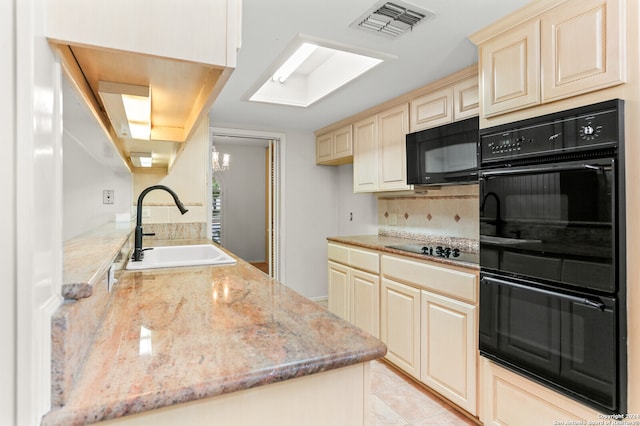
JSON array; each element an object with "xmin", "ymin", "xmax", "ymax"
[{"xmin": 43, "ymin": 240, "xmax": 386, "ymax": 425}]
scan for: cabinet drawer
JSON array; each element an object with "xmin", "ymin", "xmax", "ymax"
[
  {"xmin": 381, "ymin": 255, "xmax": 477, "ymax": 303},
  {"xmin": 350, "ymin": 248, "xmax": 379, "ymax": 274},
  {"xmin": 328, "ymin": 243, "xmax": 349, "ymax": 264}
]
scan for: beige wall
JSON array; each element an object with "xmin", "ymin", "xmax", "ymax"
[{"xmin": 133, "ymin": 118, "xmax": 209, "ymax": 225}]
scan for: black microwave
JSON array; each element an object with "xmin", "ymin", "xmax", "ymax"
[{"xmin": 406, "ymin": 116, "xmax": 479, "ymax": 186}]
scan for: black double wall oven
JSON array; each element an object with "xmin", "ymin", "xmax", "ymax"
[{"xmin": 478, "ymin": 100, "xmax": 626, "ymax": 414}]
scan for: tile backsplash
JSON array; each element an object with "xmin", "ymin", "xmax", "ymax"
[
  {"xmin": 378, "ymin": 184, "xmax": 479, "ymax": 240},
  {"xmin": 141, "ymin": 222, "xmax": 207, "ymax": 240}
]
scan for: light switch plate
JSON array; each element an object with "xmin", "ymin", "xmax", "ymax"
[
  {"xmin": 388, "ymin": 213, "xmax": 397, "ymax": 226},
  {"xmin": 103, "ymin": 190, "xmax": 114, "ymax": 204}
]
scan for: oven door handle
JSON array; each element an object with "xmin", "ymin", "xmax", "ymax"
[
  {"xmin": 480, "ymin": 162, "xmax": 612, "ymax": 177},
  {"xmin": 483, "ymin": 276, "xmax": 607, "ymax": 311}
]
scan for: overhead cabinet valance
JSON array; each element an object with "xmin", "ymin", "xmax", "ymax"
[{"xmin": 46, "ymin": 0, "xmax": 242, "ymax": 174}]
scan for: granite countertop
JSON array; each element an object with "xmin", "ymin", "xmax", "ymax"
[
  {"xmin": 43, "ymin": 240, "xmax": 386, "ymax": 425},
  {"xmin": 327, "ymin": 234, "xmax": 480, "ymax": 270},
  {"xmin": 62, "ymin": 221, "xmax": 134, "ymax": 299}
]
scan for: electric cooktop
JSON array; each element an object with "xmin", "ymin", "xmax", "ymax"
[{"xmin": 385, "ymin": 244, "xmax": 479, "ymax": 264}]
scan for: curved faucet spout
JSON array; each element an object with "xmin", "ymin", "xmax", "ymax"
[{"xmin": 132, "ymin": 185, "xmax": 189, "ymax": 262}]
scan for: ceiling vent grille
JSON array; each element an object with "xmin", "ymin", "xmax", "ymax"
[{"xmin": 350, "ymin": 1, "xmax": 434, "ymax": 38}]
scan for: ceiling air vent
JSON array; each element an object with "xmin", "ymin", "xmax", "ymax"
[{"xmin": 350, "ymin": 0, "xmax": 434, "ymax": 38}]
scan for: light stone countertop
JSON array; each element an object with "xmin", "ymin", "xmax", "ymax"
[
  {"xmin": 62, "ymin": 221, "xmax": 134, "ymax": 299},
  {"xmin": 43, "ymin": 240, "xmax": 387, "ymax": 425},
  {"xmin": 327, "ymin": 234, "xmax": 480, "ymax": 269}
]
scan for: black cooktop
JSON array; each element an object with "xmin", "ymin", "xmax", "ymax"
[{"xmin": 385, "ymin": 244, "xmax": 479, "ymax": 264}]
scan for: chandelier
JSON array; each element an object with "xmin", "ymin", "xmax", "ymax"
[{"xmin": 212, "ymin": 146, "xmax": 230, "ymax": 172}]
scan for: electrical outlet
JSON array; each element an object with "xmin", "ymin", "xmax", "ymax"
[
  {"xmin": 103, "ymin": 190, "xmax": 114, "ymax": 204},
  {"xmin": 388, "ymin": 213, "xmax": 398, "ymax": 226}
]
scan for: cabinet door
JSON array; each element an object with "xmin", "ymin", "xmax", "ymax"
[
  {"xmin": 316, "ymin": 132, "xmax": 333, "ymax": 164},
  {"xmin": 480, "ymin": 359, "xmax": 601, "ymax": 426},
  {"xmin": 378, "ymin": 104, "xmax": 411, "ymax": 191},
  {"xmin": 453, "ymin": 76, "xmax": 479, "ymax": 121},
  {"xmin": 480, "ymin": 20, "xmax": 541, "ymax": 117},
  {"xmin": 381, "ymin": 278, "xmax": 420, "ymax": 379},
  {"xmin": 541, "ymin": 0, "xmax": 625, "ymax": 103},
  {"xmin": 353, "ymin": 115, "xmax": 378, "ymax": 193},
  {"xmin": 409, "ymin": 87, "xmax": 453, "ymax": 132},
  {"xmin": 351, "ymin": 269, "xmax": 380, "ymax": 338},
  {"xmin": 421, "ymin": 291, "xmax": 477, "ymax": 415},
  {"xmin": 333, "ymin": 124, "xmax": 353, "ymax": 159},
  {"xmin": 328, "ymin": 261, "xmax": 350, "ymax": 321}
]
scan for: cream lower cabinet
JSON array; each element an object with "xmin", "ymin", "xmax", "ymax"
[
  {"xmin": 480, "ymin": 358, "xmax": 601, "ymax": 426},
  {"xmin": 380, "ymin": 278, "xmax": 421, "ymax": 379},
  {"xmin": 327, "ymin": 243, "xmax": 380, "ymax": 338},
  {"xmin": 328, "ymin": 261, "xmax": 350, "ymax": 321},
  {"xmin": 421, "ymin": 291, "xmax": 476, "ymax": 414},
  {"xmin": 381, "ymin": 254, "xmax": 478, "ymax": 416}
]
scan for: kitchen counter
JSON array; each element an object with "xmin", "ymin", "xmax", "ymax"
[
  {"xmin": 328, "ymin": 234, "xmax": 480, "ymax": 269},
  {"xmin": 43, "ymin": 240, "xmax": 386, "ymax": 425}
]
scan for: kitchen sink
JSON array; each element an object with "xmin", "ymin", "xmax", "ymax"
[{"xmin": 125, "ymin": 244, "xmax": 237, "ymax": 270}]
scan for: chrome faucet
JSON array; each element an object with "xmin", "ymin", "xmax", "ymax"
[{"xmin": 132, "ymin": 185, "xmax": 189, "ymax": 262}]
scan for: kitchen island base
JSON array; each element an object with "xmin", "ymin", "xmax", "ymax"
[{"xmin": 101, "ymin": 362, "xmax": 371, "ymax": 426}]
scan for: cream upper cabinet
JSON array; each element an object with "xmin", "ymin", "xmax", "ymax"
[
  {"xmin": 353, "ymin": 115, "xmax": 378, "ymax": 192},
  {"xmin": 540, "ymin": 0, "xmax": 626, "ymax": 103},
  {"xmin": 409, "ymin": 76, "xmax": 479, "ymax": 132},
  {"xmin": 316, "ymin": 133, "xmax": 333, "ymax": 164},
  {"xmin": 316, "ymin": 124, "xmax": 353, "ymax": 165},
  {"xmin": 473, "ymin": 0, "xmax": 625, "ymax": 118},
  {"xmin": 378, "ymin": 104, "xmax": 411, "ymax": 191},
  {"xmin": 479, "ymin": 20, "xmax": 541, "ymax": 117},
  {"xmin": 353, "ymin": 105, "xmax": 411, "ymax": 193},
  {"xmin": 410, "ymin": 87, "xmax": 453, "ymax": 132},
  {"xmin": 421, "ymin": 291, "xmax": 476, "ymax": 414},
  {"xmin": 453, "ymin": 76, "xmax": 480, "ymax": 121},
  {"xmin": 381, "ymin": 278, "xmax": 421, "ymax": 379}
]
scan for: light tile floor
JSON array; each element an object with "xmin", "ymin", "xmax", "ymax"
[
  {"xmin": 314, "ymin": 299, "xmax": 477, "ymax": 425},
  {"xmin": 369, "ymin": 360, "xmax": 478, "ymax": 426}
]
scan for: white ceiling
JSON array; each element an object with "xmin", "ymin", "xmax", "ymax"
[{"xmin": 209, "ymin": 0, "xmax": 532, "ymax": 133}]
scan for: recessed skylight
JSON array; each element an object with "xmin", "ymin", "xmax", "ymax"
[{"xmin": 247, "ymin": 35, "xmax": 395, "ymax": 108}]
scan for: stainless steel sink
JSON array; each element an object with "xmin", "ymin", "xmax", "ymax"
[{"xmin": 125, "ymin": 244, "xmax": 237, "ymax": 270}]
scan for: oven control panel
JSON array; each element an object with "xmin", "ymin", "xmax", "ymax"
[{"xmin": 479, "ymin": 101, "xmax": 621, "ymax": 165}]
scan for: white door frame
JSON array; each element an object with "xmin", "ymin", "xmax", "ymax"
[{"xmin": 209, "ymin": 127, "xmax": 286, "ymax": 283}]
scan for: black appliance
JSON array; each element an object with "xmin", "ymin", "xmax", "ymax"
[
  {"xmin": 406, "ymin": 116, "xmax": 479, "ymax": 186},
  {"xmin": 478, "ymin": 100, "xmax": 626, "ymax": 414}
]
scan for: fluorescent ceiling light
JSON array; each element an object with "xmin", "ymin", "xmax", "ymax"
[
  {"xmin": 248, "ymin": 36, "xmax": 394, "ymax": 107},
  {"xmin": 98, "ymin": 81, "xmax": 151, "ymax": 140},
  {"xmin": 130, "ymin": 152, "xmax": 153, "ymax": 168},
  {"xmin": 272, "ymin": 43, "xmax": 318, "ymax": 83}
]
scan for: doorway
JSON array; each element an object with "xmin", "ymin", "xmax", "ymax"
[{"xmin": 209, "ymin": 127, "xmax": 284, "ymax": 280}]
